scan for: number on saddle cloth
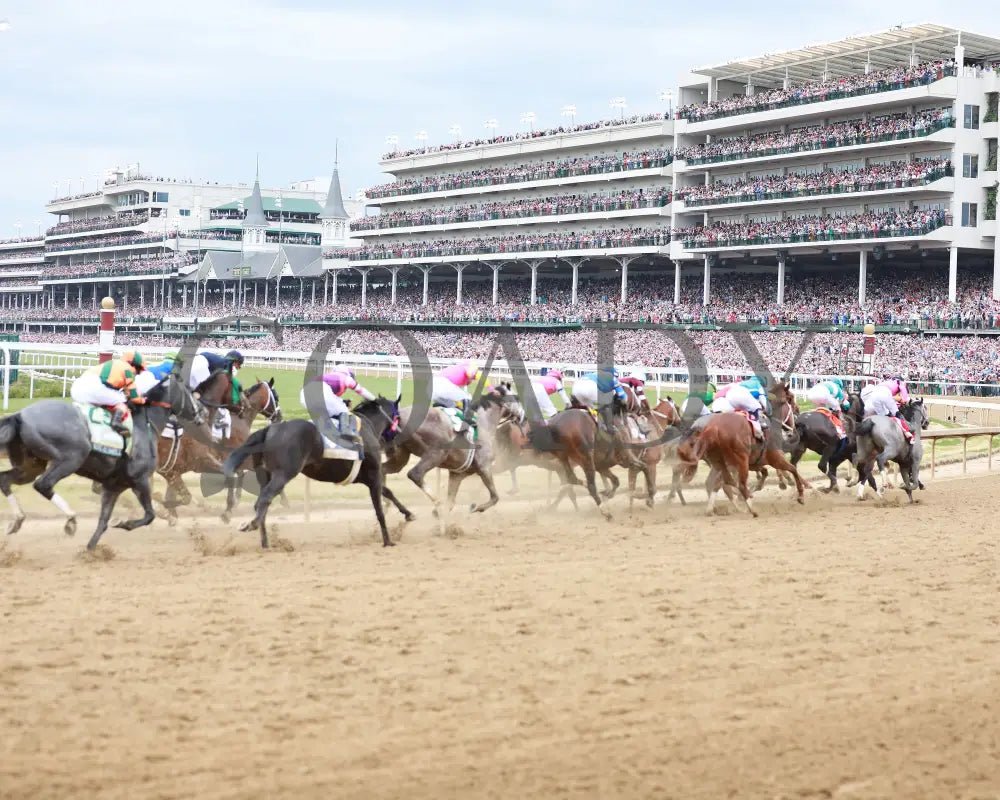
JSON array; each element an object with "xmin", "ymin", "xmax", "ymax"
[{"xmin": 74, "ymin": 403, "xmax": 133, "ymax": 456}]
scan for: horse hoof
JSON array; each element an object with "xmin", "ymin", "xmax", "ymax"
[
  {"xmin": 383, "ymin": 541, "xmax": 396, "ymax": 547},
  {"xmin": 645, "ymin": 497, "xmax": 655, "ymax": 509},
  {"xmin": 220, "ymin": 512, "xmax": 231, "ymax": 524},
  {"xmin": 796, "ymin": 497, "xmax": 804, "ymax": 505},
  {"xmin": 64, "ymin": 517, "xmax": 77, "ymax": 537},
  {"xmin": 404, "ymin": 514, "xmax": 416, "ymax": 523},
  {"xmin": 6, "ymin": 517, "xmax": 25, "ymax": 536},
  {"xmin": 167, "ymin": 516, "xmax": 178, "ymax": 529},
  {"xmin": 238, "ymin": 521, "xmax": 253, "ymax": 532}
]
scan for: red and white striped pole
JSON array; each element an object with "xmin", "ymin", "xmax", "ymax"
[
  {"xmin": 862, "ymin": 322, "xmax": 876, "ymax": 377},
  {"xmin": 98, "ymin": 296, "xmax": 115, "ymax": 364}
]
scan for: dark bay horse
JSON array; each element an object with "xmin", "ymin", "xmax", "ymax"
[
  {"xmin": 382, "ymin": 392, "xmax": 524, "ymax": 515},
  {"xmin": 0, "ymin": 375, "xmax": 204, "ymax": 549},
  {"xmin": 222, "ymin": 397, "xmax": 410, "ymax": 548},
  {"xmin": 791, "ymin": 391, "xmax": 865, "ymax": 493}
]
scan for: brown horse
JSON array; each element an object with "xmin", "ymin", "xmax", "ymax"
[
  {"xmin": 156, "ymin": 376, "xmax": 282, "ymax": 523},
  {"xmin": 382, "ymin": 392, "xmax": 524, "ymax": 515}
]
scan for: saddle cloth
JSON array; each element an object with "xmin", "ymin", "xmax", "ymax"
[
  {"xmin": 439, "ymin": 407, "xmax": 476, "ymax": 442},
  {"xmin": 815, "ymin": 408, "xmax": 846, "ymax": 439},
  {"xmin": 73, "ymin": 402, "xmax": 133, "ymax": 457},
  {"xmin": 734, "ymin": 409, "xmax": 764, "ymax": 439},
  {"xmin": 311, "ymin": 416, "xmax": 363, "ymax": 461},
  {"xmin": 161, "ymin": 423, "xmax": 184, "ymax": 439}
]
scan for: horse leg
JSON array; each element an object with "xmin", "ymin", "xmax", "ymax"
[
  {"xmin": 244, "ymin": 472, "xmax": 288, "ymax": 549},
  {"xmin": 643, "ymin": 458, "xmax": 657, "ymax": 508},
  {"xmin": 469, "ymin": 461, "xmax": 501, "ymax": 514},
  {"xmin": 364, "ymin": 464, "xmax": 394, "ymax": 547},
  {"xmin": 599, "ymin": 468, "xmax": 619, "ymax": 500},
  {"xmin": 381, "ymin": 485, "xmax": 415, "ymax": 522},
  {"xmin": 509, "ymin": 465, "xmax": 519, "ymax": 496},
  {"xmin": 765, "ymin": 451, "xmax": 808, "ymax": 505},
  {"xmin": 32, "ymin": 456, "xmax": 87, "ymax": 537},
  {"xmin": 113, "ymin": 476, "xmax": 156, "ymax": 531},
  {"xmin": 86, "ymin": 486, "xmax": 124, "ymax": 550},
  {"xmin": 0, "ymin": 460, "xmax": 42, "ymax": 535},
  {"xmin": 445, "ymin": 470, "xmax": 464, "ymax": 514},
  {"xmin": 754, "ymin": 467, "xmax": 768, "ymax": 492},
  {"xmin": 734, "ymin": 454, "xmax": 757, "ymax": 517},
  {"xmin": 583, "ymin": 462, "xmax": 610, "ymax": 520},
  {"xmin": 406, "ymin": 453, "xmax": 446, "ymax": 513}
]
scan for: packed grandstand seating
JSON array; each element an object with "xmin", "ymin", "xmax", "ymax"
[
  {"xmin": 383, "ymin": 114, "xmax": 666, "ymax": 159},
  {"xmin": 0, "ymin": 278, "xmax": 42, "ymax": 288},
  {"xmin": 365, "ymin": 148, "xmax": 674, "ymax": 199},
  {"xmin": 674, "ymin": 109, "xmax": 954, "ymax": 165},
  {"xmin": 41, "ymin": 254, "xmax": 197, "ymax": 280},
  {"xmin": 352, "ymin": 189, "xmax": 672, "ymax": 231},
  {"xmin": 0, "ymin": 250, "xmax": 45, "ymax": 264},
  {"xmin": 45, "ymin": 231, "xmax": 180, "ymax": 253},
  {"xmin": 676, "ymin": 158, "xmax": 952, "ymax": 207},
  {"xmin": 0, "ymin": 236, "xmax": 44, "ymax": 245},
  {"xmin": 46, "ymin": 212, "xmax": 150, "ymax": 236},
  {"xmin": 676, "ymin": 60, "xmax": 956, "ymax": 122},
  {"xmin": 676, "ymin": 208, "xmax": 948, "ymax": 248},
  {"xmin": 344, "ymin": 227, "xmax": 670, "ymax": 260}
]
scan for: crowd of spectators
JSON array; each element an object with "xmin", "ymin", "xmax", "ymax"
[
  {"xmin": 676, "ymin": 208, "xmax": 948, "ymax": 248},
  {"xmin": 365, "ymin": 148, "xmax": 673, "ymax": 199},
  {"xmin": 384, "ymin": 114, "xmax": 665, "ymax": 159},
  {"xmin": 352, "ymin": 189, "xmax": 672, "ymax": 231},
  {"xmin": 675, "ymin": 109, "xmax": 954, "ymax": 165},
  {"xmin": 41, "ymin": 254, "xmax": 197, "ymax": 280},
  {"xmin": 0, "ymin": 249, "xmax": 45, "ymax": 264},
  {"xmin": 0, "ymin": 277, "xmax": 42, "ymax": 288},
  {"xmin": 45, "ymin": 230, "xmax": 181, "ymax": 253},
  {"xmin": 346, "ymin": 227, "xmax": 670, "ymax": 261},
  {"xmin": 0, "ymin": 235, "xmax": 44, "ymax": 245},
  {"xmin": 676, "ymin": 60, "xmax": 955, "ymax": 122},
  {"xmin": 676, "ymin": 157, "xmax": 952, "ymax": 207},
  {"xmin": 46, "ymin": 213, "xmax": 150, "ymax": 237}
]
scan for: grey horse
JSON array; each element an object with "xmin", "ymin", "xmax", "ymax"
[
  {"xmin": 0, "ymin": 375, "xmax": 204, "ymax": 549},
  {"xmin": 854, "ymin": 399, "xmax": 930, "ymax": 503}
]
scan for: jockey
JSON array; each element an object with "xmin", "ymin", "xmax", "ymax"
[
  {"xmin": 135, "ymin": 353, "xmax": 177, "ymax": 396},
  {"xmin": 300, "ymin": 369, "xmax": 376, "ymax": 447},
  {"xmin": 618, "ymin": 367, "xmax": 647, "ymax": 409},
  {"xmin": 188, "ymin": 349, "xmax": 243, "ymax": 440},
  {"xmin": 432, "ymin": 359, "xmax": 480, "ymax": 429},
  {"xmin": 680, "ymin": 382, "xmax": 715, "ymax": 418},
  {"xmin": 881, "ymin": 376, "xmax": 910, "ymax": 406},
  {"xmin": 726, "ymin": 383, "xmax": 765, "ymax": 441},
  {"xmin": 571, "ymin": 367, "xmax": 626, "ymax": 411},
  {"xmin": 861, "ymin": 381, "xmax": 913, "ymax": 441},
  {"xmin": 806, "ymin": 377, "xmax": 848, "ymax": 415},
  {"xmin": 70, "ymin": 358, "xmax": 145, "ymax": 437},
  {"xmin": 530, "ymin": 368, "xmax": 570, "ymax": 420}
]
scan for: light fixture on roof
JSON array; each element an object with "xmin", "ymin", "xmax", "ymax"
[
  {"xmin": 448, "ymin": 124, "xmax": 462, "ymax": 142},
  {"xmin": 483, "ymin": 118, "xmax": 499, "ymax": 137},
  {"xmin": 560, "ymin": 104, "xmax": 577, "ymax": 126},
  {"xmin": 384, "ymin": 134, "xmax": 399, "ymax": 151},
  {"xmin": 658, "ymin": 89, "xmax": 673, "ymax": 116},
  {"xmin": 609, "ymin": 96, "xmax": 627, "ymax": 119},
  {"xmin": 415, "ymin": 130, "xmax": 428, "ymax": 147},
  {"xmin": 520, "ymin": 111, "xmax": 536, "ymax": 132}
]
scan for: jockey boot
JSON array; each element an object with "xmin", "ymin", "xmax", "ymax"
[
  {"xmin": 458, "ymin": 404, "xmax": 478, "ymax": 430},
  {"xmin": 750, "ymin": 417, "xmax": 764, "ymax": 442},
  {"xmin": 110, "ymin": 405, "xmax": 130, "ymax": 438},
  {"xmin": 898, "ymin": 417, "xmax": 914, "ymax": 443},
  {"xmin": 337, "ymin": 413, "xmax": 363, "ymax": 449}
]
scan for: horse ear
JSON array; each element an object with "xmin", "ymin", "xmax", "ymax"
[
  {"xmin": 268, "ymin": 377, "xmax": 274, "ymax": 387},
  {"xmin": 395, "ymin": 393, "xmax": 402, "ymax": 404}
]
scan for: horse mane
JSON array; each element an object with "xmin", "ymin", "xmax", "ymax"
[
  {"xmin": 354, "ymin": 396, "xmax": 392, "ymax": 416},
  {"xmin": 469, "ymin": 393, "xmax": 510, "ymax": 411}
]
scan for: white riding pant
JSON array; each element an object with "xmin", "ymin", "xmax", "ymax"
[
  {"xmin": 806, "ymin": 384, "xmax": 839, "ymax": 412},
  {"xmin": 188, "ymin": 354, "xmax": 211, "ymax": 390},
  {"xmin": 570, "ymin": 378, "xmax": 599, "ymax": 408},
  {"xmin": 431, "ymin": 376, "xmax": 471, "ymax": 407},
  {"xmin": 134, "ymin": 370, "xmax": 160, "ymax": 397},
  {"xmin": 726, "ymin": 384, "xmax": 762, "ymax": 416},
  {"xmin": 530, "ymin": 382, "xmax": 558, "ymax": 419},
  {"xmin": 681, "ymin": 396, "xmax": 711, "ymax": 417},
  {"xmin": 711, "ymin": 396, "xmax": 735, "ymax": 413},
  {"xmin": 71, "ymin": 372, "xmax": 126, "ymax": 407},
  {"xmin": 300, "ymin": 383, "xmax": 348, "ymax": 418},
  {"xmin": 862, "ymin": 384, "xmax": 897, "ymax": 417}
]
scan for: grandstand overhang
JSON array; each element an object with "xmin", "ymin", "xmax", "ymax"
[{"xmin": 691, "ymin": 24, "xmax": 1000, "ymax": 89}]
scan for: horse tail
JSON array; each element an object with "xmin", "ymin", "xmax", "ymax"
[
  {"xmin": 222, "ymin": 427, "xmax": 268, "ymax": 477},
  {"xmin": 0, "ymin": 414, "xmax": 20, "ymax": 451},
  {"xmin": 856, "ymin": 418, "xmax": 875, "ymax": 438}
]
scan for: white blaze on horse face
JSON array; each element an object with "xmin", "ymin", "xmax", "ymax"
[{"xmin": 50, "ymin": 493, "xmax": 75, "ymax": 518}]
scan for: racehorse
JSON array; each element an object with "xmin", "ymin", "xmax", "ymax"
[
  {"xmin": 382, "ymin": 392, "xmax": 524, "ymax": 516},
  {"xmin": 221, "ymin": 379, "xmax": 282, "ymax": 521},
  {"xmin": 791, "ymin": 391, "xmax": 865, "ymax": 493},
  {"xmin": 222, "ymin": 396, "xmax": 409, "ymax": 548},
  {"xmin": 0, "ymin": 375, "xmax": 204, "ymax": 549},
  {"xmin": 854, "ymin": 399, "xmax": 929, "ymax": 503}
]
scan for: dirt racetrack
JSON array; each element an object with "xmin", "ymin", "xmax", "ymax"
[{"xmin": 1, "ymin": 469, "xmax": 998, "ymax": 799}]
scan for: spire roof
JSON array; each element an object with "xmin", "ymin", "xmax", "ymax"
[
  {"xmin": 320, "ymin": 149, "xmax": 349, "ymax": 220},
  {"xmin": 241, "ymin": 164, "xmax": 270, "ymax": 229}
]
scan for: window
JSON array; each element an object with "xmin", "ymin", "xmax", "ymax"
[
  {"xmin": 962, "ymin": 154, "xmax": 980, "ymax": 178},
  {"xmin": 964, "ymin": 104, "xmax": 980, "ymax": 130},
  {"xmin": 153, "ymin": 191, "xmax": 169, "ymax": 203},
  {"xmin": 178, "ymin": 209, "xmax": 191, "ymax": 217},
  {"xmin": 961, "ymin": 202, "xmax": 978, "ymax": 227}
]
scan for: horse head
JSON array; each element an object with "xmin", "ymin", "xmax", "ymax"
[
  {"xmin": 901, "ymin": 397, "xmax": 930, "ymax": 430},
  {"xmin": 355, "ymin": 395, "xmax": 400, "ymax": 442},
  {"xmin": 245, "ymin": 377, "xmax": 282, "ymax": 422},
  {"xmin": 148, "ymin": 375, "xmax": 206, "ymax": 426}
]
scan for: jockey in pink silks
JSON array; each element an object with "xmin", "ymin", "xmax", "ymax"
[
  {"xmin": 300, "ymin": 367, "xmax": 376, "ymax": 446},
  {"xmin": 530, "ymin": 368, "xmax": 570, "ymax": 420}
]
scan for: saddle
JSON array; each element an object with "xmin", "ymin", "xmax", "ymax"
[
  {"xmin": 734, "ymin": 409, "xmax": 765, "ymax": 442},
  {"xmin": 815, "ymin": 408, "xmax": 847, "ymax": 439},
  {"xmin": 74, "ymin": 403, "xmax": 133, "ymax": 457},
  {"xmin": 439, "ymin": 407, "xmax": 477, "ymax": 442}
]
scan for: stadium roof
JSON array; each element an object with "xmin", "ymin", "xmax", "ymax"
[
  {"xmin": 214, "ymin": 197, "xmax": 323, "ymax": 214},
  {"xmin": 692, "ymin": 24, "xmax": 1000, "ymax": 88}
]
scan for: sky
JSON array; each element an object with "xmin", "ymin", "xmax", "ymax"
[{"xmin": 0, "ymin": 0, "xmax": 994, "ymax": 234}]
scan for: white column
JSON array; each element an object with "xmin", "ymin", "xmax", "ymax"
[
  {"xmin": 264, "ymin": 280, "xmax": 269, "ymax": 306},
  {"xmin": 530, "ymin": 262, "xmax": 538, "ymax": 305},
  {"xmin": 571, "ymin": 261, "xmax": 579, "ymax": 305},
  {"xmin": 299, "ymin": 278, "xmax": 305, "ymax": 305},
  {"xmin": 360, "ymin": 269, "xmax": 368, "ymax": 308},
  {"xmin": 254, "ymin": 281, "xmax": 259, "ymax": 306},
  {"xmin": 421, "ymin": 267, "xmax": 429, "ymax": 306},
  {"xmin": 323, "ymin": 272, "xmax": 329, "ymax": 305},
  {"xmin": 310, "ymin": 280, "xmax": 316, "ymax": 305},
  {"xmin": 858, "ymin": 250, "xmax": 867, "ymax": 306},
  {"xmin": 776, "ymin": 252, "xmax": 786, "ymax": 305},
  {"xmin": 619, "ymin": 258, "xmax": 630, "ymax": 304},
  {"xmin": 702, "ymin": 255, "xmax": 711, "ymax": 305},
  {"xmin": 140, "ymin": 283, "xmax": 145, "ymax": 306},
  {"xmin": 64, "ymin": 286, "xmax": 69, "ymax": 309},
  {"xmin": 390, "ymin": 267, "xmax": 398, "ymax": 305},
  {"xmin": 331, "ymin": 272, "xmax": 338, "ymax": 305},
  {"xmin": 274, "ymin": 277, "xmax": 281, "ymax": 309},
  {"xmin": 673, "ymin": 260, "xmax": 681, "ymax": 304},
  {"xmin": 491, "ymin": 264, "xmax": 500, "ymax": 305},
  {"xmin": 948, "ymin": 245, "xmax": 958, "ymax": 303},
  {"xmin": 455, "ymin": 264, "xmax": 464, "ymax": 306},
  {"xmin": 78, "ymin": 285, "xmax": 82, "ymax": 309},
  {"xmin": 993, "ymin": 240, "xmax": 1000, "ymax": 300}
]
